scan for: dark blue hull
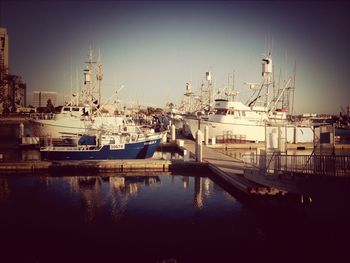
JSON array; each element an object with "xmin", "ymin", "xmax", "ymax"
[{"xmin": 41, "ymin": 139, "xmax": 161, "ymax": 160}]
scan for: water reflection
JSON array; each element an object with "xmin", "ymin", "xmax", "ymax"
[
  {"xmin": 66, "ymin": 176, "xmax": 162, "ymax": 222},
  {"xmin": 1, "ymin": 173, "xmax": 349, "ymax": 262},
  {"xmin": 203, "ymin": 177, "xmax": 211, "ymax": 197},
  {"xmin": 0, "ymin": 178, "xmax": 10, "ymax": 202},
  {"xmin": 193, "ymin": 177, "xmax": 213, "ymax": 209},
  {"xmin": 0, "ymin": 173, "xmax": 244, "ymax": 262},
  {"xmin": 152, "ymin": 150, "xmax": 183, "ymax": 160},
  {"xmin": 182, "ymin": 176, "xmax": 189, "ymax": 188},
  {"xmin": 194, "ymin": 177, "xmax": 203, "ymax": 209},
  {"xmin": 0, "ymin": 174, "xmax": 226, "ymax": 223}
]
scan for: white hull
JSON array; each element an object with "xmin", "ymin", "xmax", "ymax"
[
  {"xmin": 185, "ymin": 118, "xmax": 314, "ymax": 143},
  {"xmin": 29, "ymin": 114, "xmax": 132, "ymax": 138}
]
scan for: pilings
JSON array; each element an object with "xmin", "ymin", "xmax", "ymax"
[
  {"xmin": 195, "ymin": 130, "xmax": 203, "ymax": 162},
  {"xmin": 0, "ymin": 159, "xmax": 209, "ymax": 174},
  {"xmin": 19, "ymin": 122, "xmax": 24, "ymax": 139},
  {"xmin": 171, "ymin": 124, "xmax": 176, "ymax": 141},
  {"xmin": 204, "ymin": 125, "xmax": 209, "ymax": 145}
]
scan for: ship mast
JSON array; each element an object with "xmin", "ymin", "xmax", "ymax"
[
  {"xmin": 83, "ymin": 48, "xmax": 103, "ymax": 115},
  {"xmin": 206, "ymin": 71, "xmax": 212, "ymax": 112},
  {"xmin": 262, "ymin": 52, "xmax": 273, "ymax": 109},
  {"xmin": 96, "ymin": 49, "xmax": 103, "ymax": 107}
]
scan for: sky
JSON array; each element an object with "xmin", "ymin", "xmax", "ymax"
[{"xmin": 1, "ymin": 0, "xmax": 350, "ymax": 114}]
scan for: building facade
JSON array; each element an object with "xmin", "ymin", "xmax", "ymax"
[
  {"xmin": 0, "ymin": 27, "xmax": 9, "ymax": 113},
  {"xmin": 33, "ymin": 91, "xmax": 57, "ymax": 108},
  {"xmin": 0, "ymin": 27, "xmax": 9, "ymax": 75},
  {"xmin": 0, "ymin": 27, "xmax": 28, "ymax": 114}
]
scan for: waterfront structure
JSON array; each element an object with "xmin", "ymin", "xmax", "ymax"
[
  {"xmin": 0, "ymin": 27, "xmax": 27, "ymax": 113},
  {"xmin": 33, "ymin": 91, "xmax": 57, "ymax": 108},
  {"xmin": 0, "ymin": 27, "xmax": 8, "ymax": 75},
  {"xmin": 0, "ymin": 27, "xmax": 9, "ymax": 113},
  {"xmin": 7, "ymin": 74, "xmax": 26, "ymax": 111}
]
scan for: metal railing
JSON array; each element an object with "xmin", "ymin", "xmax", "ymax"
[
  {"xmin": 29, "ymin": 113, "xmax": 56, "ymax": 120},
  {"xmin": 243, "ymin": 153, "xmax": 350, "ymax": 176}
]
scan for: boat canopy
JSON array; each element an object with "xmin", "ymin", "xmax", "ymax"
[
  {"xmin": 214, "ymin": 99, "xmax": 250, "ymax": 111},
  {"xmin": 78, "ymin": 135, "xmax": 96, "ymax": 145}
]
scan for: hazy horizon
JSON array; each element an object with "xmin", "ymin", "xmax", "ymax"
[{"xmin": 1, "ymin": 1, "xmax": 350, "ymax": 114}]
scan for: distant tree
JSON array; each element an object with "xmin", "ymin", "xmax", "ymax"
[
  {"xmin": 167, "ymin": 102, "xmax": 174, "ymax": 110},
  {"xmin": 45, "ymin": 99, "xmax": 55, "ymax": 113},
  {"xmin": 139, "ymin": 109, "xmax": 148, "ymax": 115},
  {"xmin": 155, "ymin": 108, "xmax": 164, "ymax": 114},
  {"xmin": 147, "ymin": 107, "xmax": 155, "ymax": 115}
]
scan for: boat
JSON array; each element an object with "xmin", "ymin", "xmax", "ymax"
[
  {"xmin": 29, "ymin": 49, "xmax": 137, "ymax": 139},
  {"xmin": 29, "ymin": 104, "xmax": 135, "ymax": 138},
  {"xmin": 40, "ymin": 131, "xmax": 165, "ymax": 160},
  {"xmin": 185, "ymin": 99, "xmax": 313, "ymax": 143},
  {"xmin": 168, "ymin": 78, "xmax": 214, "ymax": 138},
  {"xmin": 184, "ymin": 53, "xmax": 314, "ymax": 143}
]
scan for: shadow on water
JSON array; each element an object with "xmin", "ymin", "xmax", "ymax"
[{"xmin": 0, "ymin": 171, "xmax": 349, "ymax": 263}]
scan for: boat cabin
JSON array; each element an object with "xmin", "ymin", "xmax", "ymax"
[
  {"xmin": 210, "ymin": 99, "xmax": 268, "ymax": 122},
  {"xmin": 61, "ymin": 106, "xmax": 91, "ymax": 117},
  {"xmin": 213, "ymin": 99, "xmax": 250, "ymax": 117}
]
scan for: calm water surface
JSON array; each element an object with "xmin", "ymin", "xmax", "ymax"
[{"xmin": 0, "ymin": 173, "xmax": 349, "ymax": 263}]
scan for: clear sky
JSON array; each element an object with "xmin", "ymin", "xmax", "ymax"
[{"xmin": 1, "ymin": 0, "xmax": 350, "ymax": 114}]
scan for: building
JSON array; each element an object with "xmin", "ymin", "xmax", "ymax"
[
  {"xmin": 0, "ymin": 27, "xmax": 27, "ymax": 114},
  {"xmin": 8, "ymin": 74, "xmax": 26, "ymax": 111},
  {"xmin": 33, "ymin": 91, "xmax": 57, "ymax": 108},
  {"xmin": 0, "ymin": 27, "xmax": 9, "ymax": 113},
  {"xmin": 0, "ymin": 27, "xmax": 9, "ymax": 76}
]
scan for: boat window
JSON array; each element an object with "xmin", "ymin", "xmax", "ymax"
[
  {"xmin": 63, "ymin": 107, "xmax": 70, "ymax": 111},
  {"xmin": 216, "ymin": 109, "xmax": 227, "ymax": 115},
  {"xmin": 227, "ymin": 109, "xmax": 234, "ymax": 115},
  {"xmin": 241, "ymin": 111, "xmax": 246, "ymax": 117},
  {"xmin": 72, "ymin": 107, "xmax": 79, "ymax": 111},
  {"xmin": 109, "ymin": 139, "xmax": 115, "ymax": 144}
]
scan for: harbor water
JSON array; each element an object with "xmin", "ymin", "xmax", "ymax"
[
  {"xmin": 0, "ymin": 173, "xmax": 350, "ymax": 262},
  {"xmin": 1, "ymin": 122, "xmax": 350, "ymax": 262}
]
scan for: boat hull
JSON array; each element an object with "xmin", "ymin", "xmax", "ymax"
[
  {"xmin": 185, "ymin": 118, "xmax": 314, "ymax": 143},
  {"xmin": 29, "ymin": 115, "xmax": 128, "ymax": 138},
  {"xmin": 40, "ymin": 138, "xmax": 162, "ymax": 160}
]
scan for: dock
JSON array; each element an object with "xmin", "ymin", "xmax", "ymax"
[
  {"xmin": 180, "ymin": 139, "xmax": 283, "ymax": 196},
  {"xmin": 1, "ymin": 137, "xmax": 349, "ymax": 198},
  {"xmin": 0, "ymin": 159, "xmax": 207, "ymax": 174}
]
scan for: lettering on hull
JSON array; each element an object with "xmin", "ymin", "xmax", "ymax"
[{"xmin": 110, "ymin": 144, "xmax": 125, "ymax": 150}]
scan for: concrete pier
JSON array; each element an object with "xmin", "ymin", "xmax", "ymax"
[
  {"xmin": 181, "ymin": 139, "xmax": 283, "ymax": 196},
  {"xmin": 0, "ymin": 159, "xmax": 209, "ymax": 174}
]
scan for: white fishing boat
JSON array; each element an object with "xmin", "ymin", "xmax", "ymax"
[
  {"xmin": 28, "ymin": 49, "xmax": 137, "ymax": 138},
  {"xmin": 185, "ymin": 99, "xmax": 313, "ymax": 143},
  {"xmin": 184, "ymin": 53, "xmax": 314, "ymax": 143},
  {"xmin": 29, "ymin": 105, "xmax": 135, "ymax": 138}
]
